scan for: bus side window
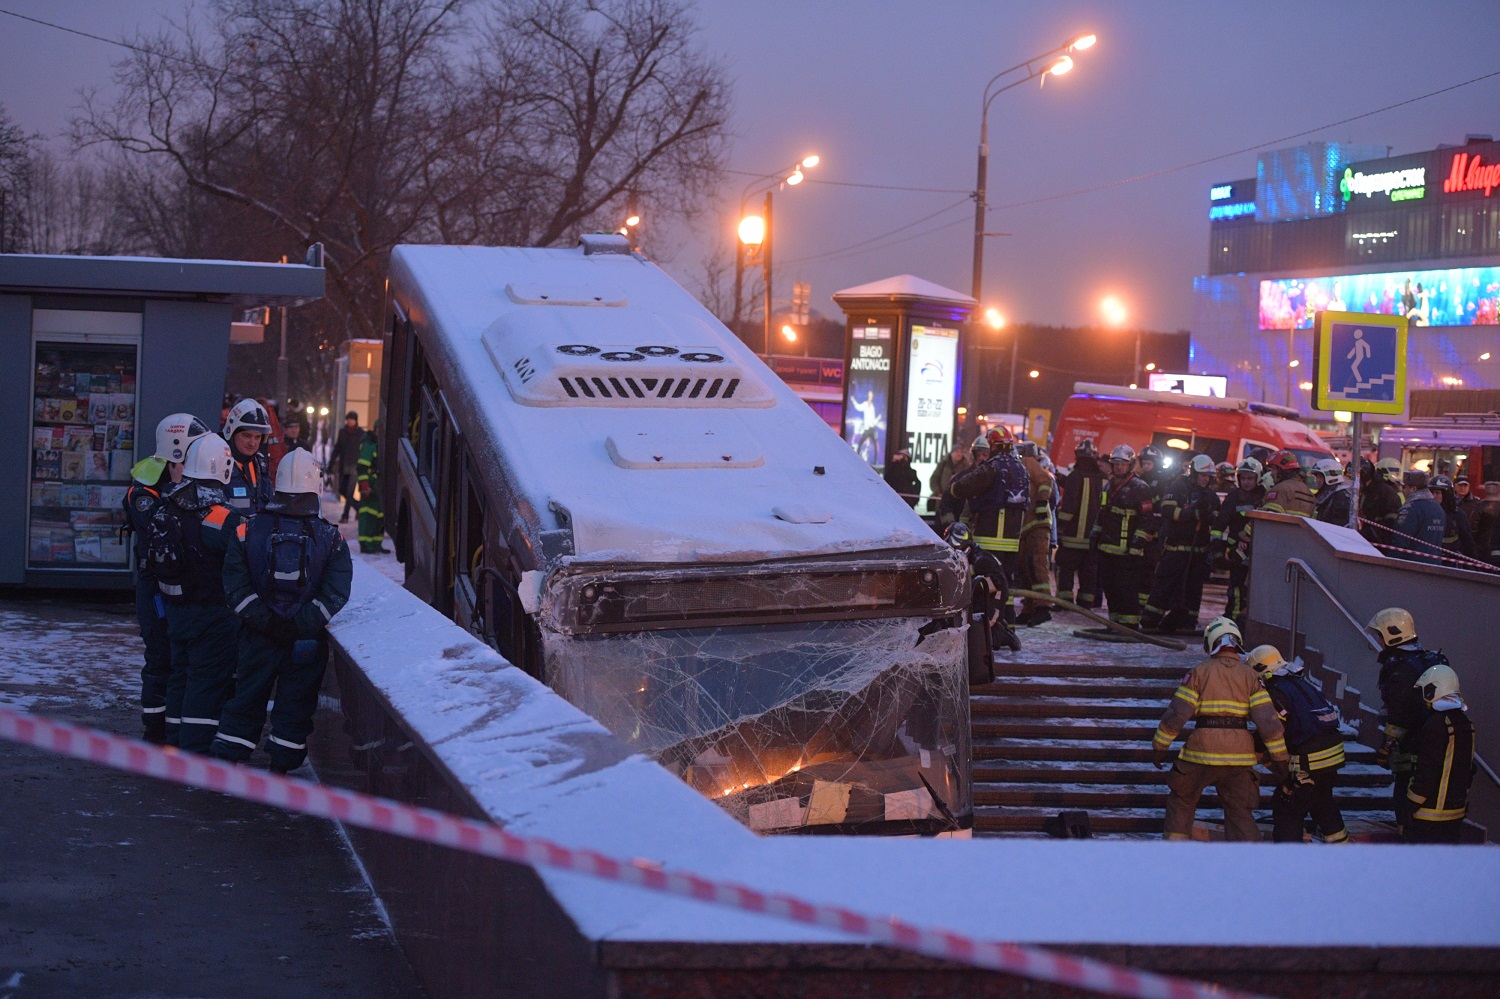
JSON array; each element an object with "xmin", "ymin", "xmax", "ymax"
[{"xmin": 405, "ymin": 332, "xmax": 426, "ymax": 446}]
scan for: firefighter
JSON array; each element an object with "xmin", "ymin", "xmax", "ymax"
[
  {"xmin": 1430, "ymin": 474, "xmax": 1477, "ymax": 558},
  {"xmin": 1142, "ymin": 453, "xmax": 1220, "ymax": 634},
  {"xmin": 1392, "ymin": 469, "xmax": 1447, "ymax": 565},
  {"xmin": 145, "ymin": 435, "xmax": 243, "ymax": 752},
  {"xmin": 356, "ymin": 419, "xmax": 387, "ymax": 553},
  {"xmin": 1359, "ymin": 457, "xmax": 1402, "ymax": 545},
  {"xmin": 1089, "ymin": 445, "xmax": 1155, "ymax": 629},
  {"xmin": 1404, "ymin": 662, "xmax": 1476, "ymax": 844},
  {"xmin": 1214, "ymin": 461, "xmax": 1236, "ymax": 493},
  {"xmin": 944, "ymin": 521, "xmax": 1019, "ymax": 669},
  {"xmin": 950, "ymin": 427, "xmax": 1031, "ymax": 621},
  {"xmin": 1366, "ymin": 607, "xmax": 1450, "ymax": 836},
  {"xmin": 1312, "ymin": 458, "xmax": 1354, "ymax": 527},
  {"xmin": 1260, "ymin": 450, "xmax": 1316, "ymax": 516},
  {"xmin": 212, "ymin": 451, "xmax": 353, "ymax": 773},
  {"xmin": 1015, "ymin": 440, "xmax": 1055, "ymax": 626},
  {"xmin": 1210, "ymin": 457, "xmax": 1265, "ymax": 629},
  {"xmin": 1151, "ymin": 618, "xmax": 1288, "ymax": 841},
  {"xmin": 1055, "ymin": 439, "xmax": 1106, "ymax": 609},
  {"xmin": 125, "ymin": 413, "xmax": 212, "ymax": 742},
  {"xmin": 1246, "ymin": 645, "xmax": 1349, "ymax": 844},
  {"xmin": 222, "ymin": 398, "xmax": 275, "ymax": 515},
  {"xmin": 1133, "ymin": 445, "xmax": 1168, "ymax": 607}
]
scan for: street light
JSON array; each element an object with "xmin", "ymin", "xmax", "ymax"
[
  {"xmin": 734, "ymin": 154, "xmax": 820, "ymax": 354},
  {"xmin": 972, "ymin": 33, "xmax": 1097, "ymax": 415},
  {"xmin": 1100, "ymin": 295, "xmax": 1137, "ymax": 386}
]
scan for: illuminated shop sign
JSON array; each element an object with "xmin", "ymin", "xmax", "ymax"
[
  {"xmin": 1210, "ymin": 184, "xmax": 1234, "ymax": 201},
  {"xmin": 1340, "ymin": 165, "xmax": 1426, "ymax": 203},
  {"xmin": 1259, "ymin": 265, "xmax": 1500, "ymax": 330},
  {"xmin": 1443, "ymin": 152, "xmax": 1500, "ymax": 196},
  {"xmin": 1148, "ymin": 373, "xmax": 1228, "ymax": 397},
  {"xmin": 1209, "ymin": 201, "xmax": 1256, "ymax": 221},
  {"xmin": 1350, "ymin": 230, "xmax": 1398, "ymax": 242}
]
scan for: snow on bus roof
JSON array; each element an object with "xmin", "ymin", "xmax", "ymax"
[{"xmin": 389, "ymin": 243, "xmax": 938, "ymax": 565}]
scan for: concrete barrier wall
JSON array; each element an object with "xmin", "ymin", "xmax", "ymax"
[
  {"xmin": 313, "ymin": 560, "xmax": 1500, "ymax": 999},
  {"xmin": 1246, "ymin": 512, "xmax": 1500, "ymax": 833}
]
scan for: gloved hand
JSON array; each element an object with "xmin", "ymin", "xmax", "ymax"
[
  {"xmin": 1265, "ymin": 759, "xmax": 1290, "ymax": 785},
  {"xmin": 1151, "ymin": 746, "xmax": 1169, "ymax": 770},
  {"xmin": 1375, "ymin": 735, "xmax": 1399, "ymax": 770}
]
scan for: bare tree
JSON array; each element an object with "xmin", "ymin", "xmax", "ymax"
[{"xmin": 0, "ymin": 104, "xmax": 41, "ymax": 252}]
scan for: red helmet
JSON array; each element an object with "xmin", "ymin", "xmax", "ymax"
[
  {"xmin": 986, "ymin": 427, "xmax": 1015, "ymax": 450},
  {"xmin": 1267, "ymin": 450, "xmax": 1301, "ymax": 474}
]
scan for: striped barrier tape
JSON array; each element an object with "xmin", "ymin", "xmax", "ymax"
[
  {"xmin": 1367, "ymin": 539, "xmax": 1499, "ymax": 571},
  {"xmin": 1357, "ymin": 516, "xmax": 1497, "ymax": 573},
  {"xmin": 0, "ymin": 707, "xmax": 1275, "ymax": 999}
]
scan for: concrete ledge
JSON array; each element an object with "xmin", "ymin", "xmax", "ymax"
[{"xmin": 314, "ymin": 560, "xmax": 1500, "ymax": 998}]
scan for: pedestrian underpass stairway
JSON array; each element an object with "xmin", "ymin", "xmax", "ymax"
[{"xmin": 969, "ymin": 657, "xmax": 1396, "ymax": 839}]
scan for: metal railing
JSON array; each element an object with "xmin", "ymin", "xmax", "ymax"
[{"xmin": 1283, "ymin": 557, "xmax": 1500, "ymax": 793}]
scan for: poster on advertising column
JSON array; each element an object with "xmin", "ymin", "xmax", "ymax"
[
  {"xmin": 844, "ymin": 325, "xmax": 893, "ymax": 469},
  {"xmin": 904, "ymin": 324, "xmax": 958, "ymax": 499}
]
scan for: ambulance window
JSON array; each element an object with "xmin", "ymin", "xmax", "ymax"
[{"xmin": 1191, "ymin": 436, "xmax": 1230, "ymax": 463}]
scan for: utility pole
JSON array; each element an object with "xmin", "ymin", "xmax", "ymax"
[
  {"xmin": 762, "ymin": 191, "xmax": 773, "ymax": 357},
  {"xmin": 276, "ymin": 255, "xmax": 290, "ymax": 411}
]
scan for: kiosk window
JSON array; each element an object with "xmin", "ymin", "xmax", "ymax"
[{"xmin": 29, "ymin": 343, "xmax": 137, "ymax": 569}]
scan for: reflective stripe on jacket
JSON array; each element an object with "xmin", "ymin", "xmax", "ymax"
[{"xmin": 1153, "ymin": 651, "xmax": 1288, "ymax": 766}]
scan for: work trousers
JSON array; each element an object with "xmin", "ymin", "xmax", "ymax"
[
  {"xmin": 1403, "ymin": 817, "xmax": 1464, "ymax": 844},
  {"xmin": 134, "ymin": 573, "xmax": 172, "ymax": 741},
  {"xmin": 1271, "ymin": 766, "xmax": 1348, "ymax": 843},
  {"xmin": 165, "ymin": 603, "xmax": 241, "ymax": 753},
  {"xmin": 1164, "ymin": 760, "xmax": 1262, "ymax": 841},
  {"xmin": 358, "ymin": 482, "xmax": 385, "ymax": 553},
  {"xmin": 1226, "ymin": 562, "xmax": 1250, "ymax": 627},
  {"xmin": 212, "ymin": 629, "xmax": 329, "ymax": 772},
  {"xmin": 1138, "ymin": 541, "xmax": 1162, "ymax": 608},
  {"xmin": 1095, "ymin": 552, "xmax": 1143, "ymax": 626},
  {"xmin": 338, "ymin": 472, "xmax": 357, "ymax": 520},
  {"xmin": 1144, "ymin": 547, "xmax": 1211, "ymax": 629},
  {"xmin": 1054, "ymin": 545, "xmax": 1098, "ymax": 607},
  {"xmin": 1392, "ymin": 768, "xmax": 1418, "ymax": 834},
  {"xmin": 1019, "ymin": 527, "xmax": 1052, "ymax": 612}
]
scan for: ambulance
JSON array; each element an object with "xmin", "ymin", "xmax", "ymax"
[{"xmin": 1049, "ymin": 382, "xmax": 1334, "ymax": 471}]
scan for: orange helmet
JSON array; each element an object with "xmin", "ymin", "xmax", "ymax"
[
  {"xmin": 1267, "ymin": 449, "xmax": 1302, "ymax": 474},
  {"xmin": 986, "ymin": 427, "xmax": 1015, "ymax": 451}
]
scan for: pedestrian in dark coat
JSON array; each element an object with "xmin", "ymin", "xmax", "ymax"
[
  {"xmin": 329, "ymin": 412, "xmax": 364, "ymax": 524},
  {"xmin": 883, "ymin": 450, "xmax": 922, "ymax": 508},
  {"xmin": 1392, "ymin": 470, "xmax": 1447, "ymax": 565}
]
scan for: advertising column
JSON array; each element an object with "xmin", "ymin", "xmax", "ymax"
[
  {"xmin": 843, "ymin": 324, "xmax": 894, "ymax": 468},
  {"xmin": 903, "ymin": 324, "xmax": 958, "ymax": 500}
]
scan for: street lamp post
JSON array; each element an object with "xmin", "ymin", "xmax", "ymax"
[
  {"xmin": 1100, "ymin": 295, "xmax": 1134, "ymax": 385},
  {"xmin": 970, "ymin": 33, "xmax": 1096, "ymax": 415},
  {"xmin": 735, "ymin": 155, "xmax": 819, "ymax": 355}
]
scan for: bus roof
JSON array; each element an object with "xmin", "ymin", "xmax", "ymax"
[{"xmin": 389, "ymin": 241, "xmax": 937, "ymax": 566}]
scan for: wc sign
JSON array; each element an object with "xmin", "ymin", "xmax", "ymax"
[{"xmin": 1311, "ymin": 310, "xmax": 1407, "ymax": 415}]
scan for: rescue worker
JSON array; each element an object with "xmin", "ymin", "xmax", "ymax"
[
  {"xmin": 929, "ymin": 445, "xmax": 971, "ymax": 527},
  {"xmin": 1366, "ymin": 607, "xmax": 1448, "ymax": 835},
  {"xmin": 1214, "ymin": 461, "xmax": 1236, "ymax": 493},
  {"xmin": 1209, "ymin": 458, "xmax": 1265, "ymax": 629},
  {"xmin": 1260, "ymin": 450, "xmax": 1316, "ymax": 516},
  {"xmin": 1404, "ymin": 662, "xmax": 1476, "ymax": 844},
  {"xmin": 1392, "ymin": 469, "xmax": 1446, "ymax": 565},
  {"xmin": 212, "ymin": 451, "xmax": 353, "ymax": 773},
  {"xmin": 356, "ymin": 419, "xmax": 387, "ymax": 553},
  {"xmin": 125, "ymin": 413, "xmax": 212, "ymax": 742},
  {"xmin": 1133, "ymin": 445, "xmax": 1168, "ymax": 607},
  {"xmin": 1015, "ymin": 440, "xmax": 1055, "ymax": 626},
  {"xmin": 145, "ymin": 435, "xmax": 243, "ymax": 752},
  {"xmin": 950, "ymin": 427, "xmax": 1031, "ymax": 621},
  {"xmin": 1090, "ymin": 445, "xmax": 1156, "ymax": 629},
  {"xmin": 1142, "ymin": 453, "xmax": 1220, "ymax": 634},
  {"xmin": 222, "ymin": 397, "xmax": 274, "ymax": 515},
  {"xmin": 944, "ymin": 521, "xmax": 1019, "ymax": 664},
  {"xmin": 1312, "ymin": 458, "xmax": 1354, "ymax": 527},
  {"xmin": 1429, "ymin": 474, "xmax": 1477, "ymax": 559},
  {"xmin": 1359, "ymin": 457, "xmax": 1403, "ymax": 545},
  {"xmin": 1151, "ymin": 618, "xmax": 1289, "ymax": 841},
  {"xmin": 882, "ymin": 449, "xmax": 921, "ymax": 508},
  {"xmin": 1475, "ymin": 481, "xmax": 1500, "ymax": 564},
  {"xmin": 1055, "ymin": 439, "xmax": 1106, "ymax": 609},
  {"xmin": 1246, "ymin": 645, "xmax": 1348, "ymax": 844},
  {"xmin": 1454, "ymin": 474, "xmax": 1482, "ymax": 533}
]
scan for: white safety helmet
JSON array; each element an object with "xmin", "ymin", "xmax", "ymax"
[
  {"xmin": 1236, "ymin": 457, "xmax": 1263, "ymax": 477},
  {"xmin": 1245, "ymin": 644, "xmax": 1290, "ymax": 676},
  {"xmin": 1110, "ymin": 444, "xmax": 1136, "ymax": 463},
  {"xmin": 1188, "ymin": 454, "xmax": 1216, "ymax": 476},
  {"xmin": 1366, "ymin": 607, "xmax": 1417, "ymax": 649},
  {"xmin": 275, "ymin": 449, "xmax": 322, "ymax": 496},
  {"xmin": 154, "ymin": 413, "xmax": 212, "ymax": 463},
  {"xmin": 1313, "ymin": 458, "xmax": 1344, "ymax": 485},
  {"xmin": 182, "ymin": 434, "xmax": 233, "ymax": 485},
  {"xmin": 1415, "ymin": 663, "xmax": 1461, "ymax": 704},
  {"xmin": 223, "ymin": 398, "xmax": 273, "ymax": 438},
  {"xmin": 1203, "ymin": 616, "xmax": 1243, "ymax": 655}
]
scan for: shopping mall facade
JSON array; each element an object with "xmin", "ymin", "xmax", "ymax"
[{"xmin": 1192, "ymin": 134, "xmax": 1500, "ymax": 424}]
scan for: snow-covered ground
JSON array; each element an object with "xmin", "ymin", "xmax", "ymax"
[{"xmin": 0, "ymin": 599, "xmax": 140, "ymax": 712}]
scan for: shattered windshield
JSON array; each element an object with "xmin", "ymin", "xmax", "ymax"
[{"xmin": 545, "ymin": 616, "xmax": 971, "ymax": 835}]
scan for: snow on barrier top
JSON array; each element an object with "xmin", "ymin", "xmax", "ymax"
[{"xmin": 327, "ymin": 561, "xmax": 1500, "ymax": 952}]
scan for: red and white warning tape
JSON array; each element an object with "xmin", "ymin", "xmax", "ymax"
[
  {"xmin": 1357, "ymin": 517, "xmax": 1498, "ymax": 573},
  {"xmin": 0, "ymin": 707, "xmax": 1272, "ymax": 999}
]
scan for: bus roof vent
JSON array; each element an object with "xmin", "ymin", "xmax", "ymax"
[{"xmin": 483, "ymin": 311, "xmax": 776, "ymax": 409}]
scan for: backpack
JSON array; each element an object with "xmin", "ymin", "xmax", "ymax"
[
  {"xmin": 246, "ymin": 514, "xmax": 333, "ymax": 619},
  {"xmin": 1268, "ymin": 671, "xmax": 1341, "ymax": 748},
  {"xmin": 145, "ymin": 501, "xmax": 210, "ymax": 600}
]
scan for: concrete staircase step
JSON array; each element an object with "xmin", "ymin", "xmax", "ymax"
[
  {"xmin": 974, "ymin": 784, "xmax": 1394, "ymax": 810},
  {"xmin": 974, "ymin": 761, "xmax": 1395, "ymax": 786},
  {"xmin": 980, "ymin": 678, "xmax": 1181, "ymax": 699},
  {"xmin": 974, "ymin": 719, "xmax": 1160, "ymax": 740},
  {"xmin": 972, "ymin": 698, "xmax": 1166, "ymax": 719}
]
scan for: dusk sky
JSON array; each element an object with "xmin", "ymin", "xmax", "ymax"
[{"xmin": 2, "ymin": 0, "xmax": 1497, "ymax": 332}]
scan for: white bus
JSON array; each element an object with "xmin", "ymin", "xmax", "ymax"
[{"xmin": 380, "ymin": 235, "xmax": 972, "ymax": 836}]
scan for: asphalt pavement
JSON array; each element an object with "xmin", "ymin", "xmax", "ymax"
[{"xmin": 0, "ymin": 589, "xmax": 424, "ymax": 999}]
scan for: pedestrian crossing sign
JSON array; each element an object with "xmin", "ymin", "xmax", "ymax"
[{"xmin": 1311, "ymin": 310, "xmax": 1407, "ymax": 415}]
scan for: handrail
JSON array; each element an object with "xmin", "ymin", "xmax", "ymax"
[
  {"xmin": 1284, "ymin": 558, "xmax": 1381, "ymax": 663},
  {"xmin": 1283, "ymin": 557, "xmax": 1500, "ymax": 794}
]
